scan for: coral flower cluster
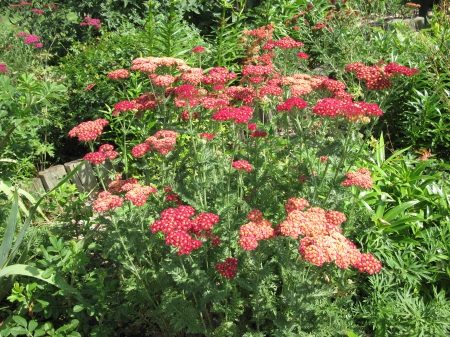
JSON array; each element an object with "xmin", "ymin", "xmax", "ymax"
[
  {"xmin": 345, "ymin": 61, "xmax": 418, "ymax": 90},
  {"xmin": 150, "ymin": 205, "xmax": 220, "ymax": 255},
  {"xmin": 68, "ymin": 119, "xmax": 109, "ymax": 142},
  {"xmin": 79, "ymin": 16, "xmax": 101, "ymax": 29},
  {"xmin": 276, "ymin": 198, "xmax": 382, "ymax": 274},
  {"xmin": 215, "ymin": 258, "xmax": 238, "ymax": 279},
  {"xmin": 107, "ymin": 69, "xmax": 130, "ymax": 80},
  {"xmin": 341, "ymin": 168, "xmax": 373, "ymax": 189},
  {"xmin": 238, "ymin": 210, "xmax": 275, "ymax": 250},
  {"xmin": 132, "ymin": 130, "xmax": 178, "ymax": 157},
  {"xmin": 92, "ymin": 175, "xmax": 157, "ymax": 211}
]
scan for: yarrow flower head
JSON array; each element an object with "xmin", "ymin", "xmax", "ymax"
[
  {"xmin": 341, "ymin": 168, "xmax": 373, "ymax": 189},
  {"xmin": 150, "ymin": 205, "xmax": 220, "ymax": 255},
  {"xmin": 276, "ymin": 97, "xmax": 308, "ymax": 112},
  {"xmin": 68, "ymin": 119, "xmax": 109, "ymax": 142},
  {"xmin": 232, "ymin": 160, "xmax": 253, "ymax": 172},
  {"xmin": 215, "ymin": 258, "xmax": 238, "ymax": 279},
  {"xmin": 107, "ymin": 69, "xmax": 130, "ymax": 80},
  {"xmin": 24, "ymin": 34, "xmax": 40, "ymax": 44},
  {"xmin": 16, "ymin": 32, "xmax": 29, "ymax": 37},
  {"xmin": 200, "ymin": 133, "xmax": 215, "ymax": 141},
  {"xmin": 145, "ymin": 130, "xmax": 178, "ymax": 155},
  {"xmin": 33, "ymin": 43, "xmax": 43, "ymax": 48},
  {"xmin": 93, "ymin": 191, "xmax": 124, "ymax": 212},
  {"xmin": 0, "ymin": 63, "xmax": 8, "ymax": 74},
  {"xmin": 80, "ymin": 16, "xmax": 101, "ymax": 29},
  {"xmin": 239, "ymin": 210, "xmax": 275, "ymax": 251},
  {"xmin": 192, "ymin": 46, "xmax": 205, "ymax": 53},
  {"xmin": 112, "ymin": 100, "xmax": 135, "ymax": 116}
]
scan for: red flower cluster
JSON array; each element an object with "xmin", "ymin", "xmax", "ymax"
[
  {"xmin": 131, "ymin": 93, "xmax": 158, "ymax": 111},
  {"xmin": 200, "ymin": 133, "xmax": 215, "ymax": 141},
  {"xmin": 112, "ymin": 100, "xmax": 135, "ymax": 116},
  {"xmin": 150, "ymin": 205, "xmax": 220, "ymax": 255},
  {"xmin": 353, "ymin": 253, "xmax": 383, "ymax": 274},
  {"xmin": 232, "ymin": 160, "xmax": 253, "ymax": 172},
  {"xmin": 276, "ymin": 97, "xmax": 308, "ymax": 112},
  {"xmin": 93, "ymin": 191, "xmax": 124, "ymax": 212},
  {"xmin": 345, "ymin": 61, "xmax": 418, "ymax": 90},
  {"xmin": 274, "ymin": 37, "xmax": 304, "ymax": 49},
  {"xmin": 83, "ymin": 144, "xmax": 118, "ymax": 165},
  {"xmin": 211, "ymin": 106, "xmax": 254, "ymax": 124},
  {"xmin": 312, "ymin": 98, "xmax": 382, "ymax": 119},
  {"xmin": 215, "ymin": 258, "xmax": 238, "ymax": 279},
  {"xmin": 68, "ymin": 119, "xmax": 109, "ymax": 142},
  {"xmin": 107, "ymin": 69, "xmax": 130, "ymax": 80},
  {"xmin": 202, "ymin": 67, "xmax": 237, "ymax": 85},
  {"xmin": 131, "ymin": 143, "xmax": 151, "ymax": 158},
  {"xmin": 297, "ymin": 52, "xmax": 309, "ymax": 59},
  {"xmin": 239, "ymin": 210, "xmax": 275, "ymax": 250},
  {"xmin": 192, "ymin": 46, "xmax": 205, "ymax": 53},
  {"xmin": 341, "ymin": 168, "xmax": 373, "ymax": 189}
]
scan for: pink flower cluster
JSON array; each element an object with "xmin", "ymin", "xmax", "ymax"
[
  {"xmin": 232, "ymin": 160, "xmax": 253, "ymax": 173},
  {"xmin": 31, "ymin": 8, "xmax": 43, "ymax": 15},
  {"xmin": 68, "ymin": 119, "xmax": 109, "ymax": 142},
  {"xmin": 83, "ymin": 144, "xmax": 118, "ymax": 165},
  {"xmin": 80, "ymin": 16, "xmax": 101, "ymax": 29},
  {"xmin": 276, "ymin": 198, "xmax": 382, "ymax": 273},
  {"xmin": 150, "ymin": 205, "xmax": 220, "ymax": 255},
  {"xmin": 107, "ymin": 69, "xmax": 130, "ymax": 80},
  {"xmin": 341, "ymin": 168, "xmax": 373, "ymax": 189},
  {"xmin": 24, "ymin": 34, "xmax": 39, "ymax": 44},
  {"xmin": 238, "ymin": 210, "xmax": 275, "ymax": 250},
  {"xmin": 346, "ymin": 61, "xmax": 418, "ymax": 90},
  {"xmin": 0, "ymin": 63, "xmax": 8, "ymax": 74},
  {"xmin": 215, "ymin": 258, "xmax": 238, "ymax": 279}
]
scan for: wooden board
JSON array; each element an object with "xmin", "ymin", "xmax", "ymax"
[
  {"xmin": 64, "ymin": 159, "xmax": 98, "ymax": 192},
  {"xmin": 39, "ymin": 165, "xmax": 68, "ymax": 191}
]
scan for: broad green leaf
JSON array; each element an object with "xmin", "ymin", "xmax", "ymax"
[
  {"xmin": 383, "ymin": 200, "xmax": 420, "ymax": 222},
  {"xmin": 12, "ymin": 315, "xmax": 27, "ymax": 328},
  {"xmin": 0, "ymin": 190, "xmax": 18, "ymax": 268}
]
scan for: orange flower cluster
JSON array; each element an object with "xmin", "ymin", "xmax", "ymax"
[{"xmin": 277, "ymin": 198, "xmax": 382, "ymax": 274}]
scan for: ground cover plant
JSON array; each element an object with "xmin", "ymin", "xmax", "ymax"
[{"xmin": 1, "ymin": 0, "xmax": 450, "ymax": 336}]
